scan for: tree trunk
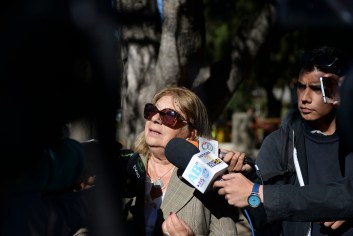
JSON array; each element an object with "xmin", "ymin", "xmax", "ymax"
[{"xmin": 116, "ymin": 0, "xmax": 277, "ymax": 148}]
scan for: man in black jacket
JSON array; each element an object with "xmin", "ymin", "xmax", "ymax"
[{"xmin": 214, "ymin": 46, "xmax": 353, "ymax": 236}]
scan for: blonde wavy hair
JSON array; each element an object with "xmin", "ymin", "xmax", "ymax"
[{"xmin": 134, "ymin": 86, "xmax": 211, "ymax": 158}]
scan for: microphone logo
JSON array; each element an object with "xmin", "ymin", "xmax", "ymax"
[
  {"xmin": 198, "ymin": 137, "xmax": 219, "ymax": 155},
  {"xmin": 133, "ymin": 164, "xmax": 141, "ymax": 178},
  {"xmin": 202, "ymin": 169, "xmax": 210, "ymax": 178},
  {"xmin": 185, "ymin": 162, "xmax": 209, "ymax": 189},
  {"xmin": 197, "ymin": 179, "xmax": 205, "ymax": 188},
  {"xmin": 201, "ymin": 141, "xmax": 214, "ymax": 152},
  {"xmin": 187, "ymin": 162, "xmax": 202, "ymax": 184},
  {"xmin": 182, "ymin": 150, "xmax": 228, "ymax": 193}
]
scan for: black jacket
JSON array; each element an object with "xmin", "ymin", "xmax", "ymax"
[{"xmin": 248, "ymin": 109, "xmax": 353, "ymax": 236}]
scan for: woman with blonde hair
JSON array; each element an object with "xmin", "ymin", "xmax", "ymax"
[{"xmin": 125, "ymin": 86, "xmax": 245, "ymax": 236}]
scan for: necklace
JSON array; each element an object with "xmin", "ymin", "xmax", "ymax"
[{"xmin": 149, "ymin": 160, "xmax": 174, "ymax": 189}]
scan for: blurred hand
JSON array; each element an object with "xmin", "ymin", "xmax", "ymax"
[
  {"xmin": 213, "ymin": 172, "xmax": 255, "ymax": 208},
  {"xmin": 73, "ymin": 176, "xmax": 96, "ymax": 192},
  {"xmin": 321, "ymin": 220, "xmax": 346, "ymax": 230},
  {"xmin": 219, "ymin": 149, "xmax": 252, "ymax": 173},
  {"xmin": 162, "ymin": 212, "xmax": 195, "ymax": 236},
  {"xmin": 80, "ymin": 176, "xmax": 96, "ymax": 190}
]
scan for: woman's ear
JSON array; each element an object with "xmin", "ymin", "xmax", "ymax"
[{"xmin": 188, "ymin": 128, "xmax": 198, "ymax": 141}]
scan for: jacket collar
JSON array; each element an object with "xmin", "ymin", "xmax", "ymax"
[{"xmin": 160, "ymin": 168, "xmax": 195, "ymax": 219}]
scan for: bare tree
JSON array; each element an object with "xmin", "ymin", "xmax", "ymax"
[{"xmin": 116, "ymin": 0, "xmax": 277, "ymax": 148}]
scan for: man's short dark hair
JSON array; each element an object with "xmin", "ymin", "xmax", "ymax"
[{"xmin": 300, "ymin": 46, "xmax": 350, "ymax": 77}]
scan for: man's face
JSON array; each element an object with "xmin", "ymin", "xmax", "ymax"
[{"xmin": 296, "ymin": 70, "xmax": 340, "ymax": 123}]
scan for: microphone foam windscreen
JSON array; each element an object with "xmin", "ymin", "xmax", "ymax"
[{"xmin": 165, "ymin": 138, "xmax": 200, "ymax": 170}]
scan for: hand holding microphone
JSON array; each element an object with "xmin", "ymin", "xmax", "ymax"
[
  {"xmin": 220, "ymin": 149, "xmax": 252, "ymax": 173},
  {"xmin": 189, "ymin": 137, "xmax": 253, "ymax": 174},
  {"xmin": 187, "ymin": 137, "xmax": 252, "ymax": 173}
]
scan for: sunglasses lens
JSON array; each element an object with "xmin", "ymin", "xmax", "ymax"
[
  {"xmin": 160, "ymin": 110, "xmax": 178, "ymax": 127},
  {"xmin": 144, "ymin": 103, "xmax": 158, "ymax": 120},
  {"xmin": 316, "ymin": 55, "xmax": 338, "ymax": 68}
]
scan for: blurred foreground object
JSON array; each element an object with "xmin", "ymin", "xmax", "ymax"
[{"xmin": 337, "ymin": 66, "xmax": 353, "ymax": 150}]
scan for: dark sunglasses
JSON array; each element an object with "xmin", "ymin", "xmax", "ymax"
[
  {"xmin": 144, "ymin": 103, "xmax": 194, "ymax": 128},
  {"xmin": 300, "ymin": 51, "xmax": 341, "ymax": 76}
]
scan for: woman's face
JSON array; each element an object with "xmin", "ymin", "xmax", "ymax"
[{"xmin": 144, "ymin": 95, "xmax": 191, "ymax": 153}]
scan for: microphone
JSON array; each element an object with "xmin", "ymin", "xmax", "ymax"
[
  {"xmin": 119, "ymin": 149, "xmax": 146, "ymax": 197},
  {"xmin": 165, "ymin": 138, "xmax": 228, "ymax": 193}
]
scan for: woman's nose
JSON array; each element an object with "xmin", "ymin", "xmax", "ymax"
[{"xmin": 151, "ymin": 112, "xmax": 162, "ymax": 124}]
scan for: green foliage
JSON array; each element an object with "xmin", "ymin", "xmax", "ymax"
[
  {"xmin": 226, "ymin": 80, "xmax": 258, "ymax": 112},
  {"xmin": 204, "ymin": 0, "xmax": 353, "ymax": 119},
  {"xmin": 203, "ymin": 0, "xmax": 259, "ymax": 62}
]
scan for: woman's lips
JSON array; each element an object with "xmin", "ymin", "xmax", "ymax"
[{"xmin": 149, "ymin": 128, "xmax": 161, "ymax": 135}]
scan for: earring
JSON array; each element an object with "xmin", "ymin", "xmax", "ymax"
[
  {"xmin": 186, "ymin": 137, "xmax": 199, "ymax": 148},
  {"xmin": 187, "ymin": 134, "xmax": 198, "ymax": 141}
]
